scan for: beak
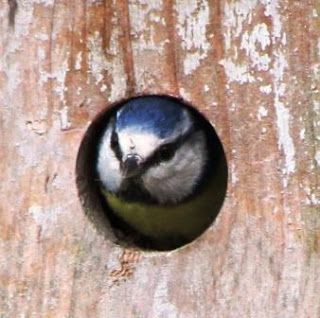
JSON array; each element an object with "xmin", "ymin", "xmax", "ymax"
[{"xmin": 121, "ymin": 154, "xmax": 142, "ymax": 178}]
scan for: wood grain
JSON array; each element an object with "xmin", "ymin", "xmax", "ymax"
[{"xmin": 1, "ymin": 0, "xmax": 320, "ymax": 317}]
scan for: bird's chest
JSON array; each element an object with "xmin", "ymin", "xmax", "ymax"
[
  {"xmin": 102, "ymin": 170, "xmax": 221, "ymax": 248},
  {"xmin": 117, "ymin": 177, "xmax": 155, "ymax": 204}
]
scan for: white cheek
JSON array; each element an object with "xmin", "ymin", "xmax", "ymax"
[
  {"xmin": 142, "ymin": 131, "xmax": 207, "ymax": 204},
  {"xmin": 96, "ymin": 127, "xmax": 122, "ymax": 192}
]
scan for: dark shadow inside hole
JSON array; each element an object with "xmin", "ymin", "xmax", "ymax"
[{"xmin": 76, "ymin": 95, "xmax": 228, "ymax": 251}]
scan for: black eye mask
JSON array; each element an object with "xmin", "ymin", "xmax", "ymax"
[
  {"xmin": 110, "ymin": 114, "xmax": 198, "ymax": 173},
  {"xmin": 143, "ymin": 125, "xmax": 198, "ymax": 169},
  {"xmin": 110, "ymin": 129, "xmax": 122, "ymax": 161}
]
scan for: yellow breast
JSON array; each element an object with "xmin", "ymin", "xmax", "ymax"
[{"xmin": 101, "ymin": 157, "xmax": 227, "ymax": 248}]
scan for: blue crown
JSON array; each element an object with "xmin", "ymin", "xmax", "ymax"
[{"xmin": 116, "ymin": 97, "xmax": 186, "ymax": 138}]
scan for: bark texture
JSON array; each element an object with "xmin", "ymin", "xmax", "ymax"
[{"xmin": 1, "ymin": 0, "xmax": 320, "ymax": 317}]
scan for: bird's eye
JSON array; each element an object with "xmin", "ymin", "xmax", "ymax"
[
  {"xmin": 158, "ymin": 145, "xmax": 175, "ymax": 162},
  {"xmin": 110, "ymin": 131, "xmax": 119, "ymax": 150},
  {"xmin": 110, "ymin": 130, "xmax": 122, "ymax": 161}
]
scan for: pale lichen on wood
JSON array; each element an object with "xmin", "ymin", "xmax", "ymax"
[{"xmin": 176, "ymin": 0, "xmax": 210, "ymax": 76}]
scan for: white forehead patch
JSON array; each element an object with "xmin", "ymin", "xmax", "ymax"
[{"xmin": 118, "ymin": 129, "xmax": 162, "ymax": 160}]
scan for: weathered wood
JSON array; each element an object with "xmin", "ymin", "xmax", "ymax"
[{"xmin": 1, "ymin": 0, "xmax": 320, "ymax": 317}]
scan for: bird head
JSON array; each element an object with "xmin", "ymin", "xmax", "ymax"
[{"xmin": 97, "ymin": 96, "xmax": 208, "ymax": 204}]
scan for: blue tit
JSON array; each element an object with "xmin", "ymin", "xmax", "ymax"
[{"xmin": 96, "ymin": 96, "xmax": 227, "ymax": 250}]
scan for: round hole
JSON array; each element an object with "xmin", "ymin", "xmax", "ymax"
[{"xmin": 76, "ymin": 95, "xmax": 228, "ymax": 251}]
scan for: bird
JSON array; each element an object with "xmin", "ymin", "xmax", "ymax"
[{"xmin": 96, "ymin": 96, "xmax": 227, "ymax": 250}]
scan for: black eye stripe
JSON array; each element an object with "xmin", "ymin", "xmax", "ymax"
[
  {"xmin": 109, "ymin": 121, "xmax": 197, "ymax": 170},
  {"xmin": 145, "ymin": 126, "xmax": 197, "ymax": 168},
  {"xmin": 110, "ymin": 122, "xmax": 122, "ymax": 161},
  {"xmin": 156, "ymin": 144, "xmax": 176, "ymax": 162}
]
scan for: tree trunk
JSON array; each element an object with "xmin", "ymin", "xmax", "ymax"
[{"xmin": 1, "ymin": 0, "xmax": 320, "ymax": 317}]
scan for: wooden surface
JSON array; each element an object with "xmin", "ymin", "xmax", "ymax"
[{"xmin": 1, "ymin": 0, "xmax": 320, "ymax": 317}]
